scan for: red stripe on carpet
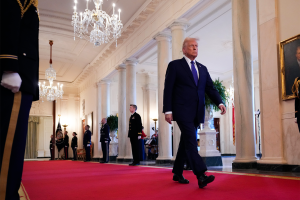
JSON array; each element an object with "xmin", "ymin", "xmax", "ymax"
[{"xmin": 22, "ymin": 161, "xmax": 300, "ymax": 200}]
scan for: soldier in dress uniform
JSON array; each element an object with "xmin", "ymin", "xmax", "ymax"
[
  {"xmin": 71, "ymin": 132, "xmax": 78, "ymax": 161},
  {"xmin": 128, "ymin": 104, "xmax": 143, "ymax": 166},
  {"xmin": 0, "ymin": 0, "xmax": 39, "ymax": 199},
  {"xmin": 100, "ymin": 118, "xmax": 111, "ymax": 163},
  {"xmin": 49, "ymin": 135, "xmax": 55, "ymax": 160},
  {"xmin": 63, "ymin": 131, "xmax": 69, "ymax": 160},
  {"xmin": 292, "ymin": 77, "xmax": 300, "ymax": 132},
  {"xmin": 83, "ymin": 125, "xmax": 92, "ymax": 162}
]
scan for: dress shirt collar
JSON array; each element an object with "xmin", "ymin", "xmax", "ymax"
[
  {"xmin": 184, "ymin": 55, "xmax": 198, "ymax": 66},
  {"xmin": 131, "ymin": 112, "xmax": 136, "ymax": 116}
]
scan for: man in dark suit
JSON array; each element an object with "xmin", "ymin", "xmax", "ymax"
[
  {"xmin": 0, "ymin": 0, "xmax": 39, "ymax": 199},
  {"xmin": 50, "ymin": 135, "xmax": 55, "ymax": 160},
  {"xmin": 100, "ymin": 118, "xmax": 111, "ymax": 163},
  {"xmin": 63, "ymin": 131, "xmax": 69, "ymax": 160},
  {"xmin": 71, "ymin": 132, "xmax": 78, "ymax": 161},
  {"xmin": 128, "ymin": 104, "xmax": 143, "ymax": 166},
  {"xmin": 285, "ymin": 45, "xmax": 300, "ymax": 96},
  {"xmin": 83, "ymin": 125, "xmax": 92, "ymax": 162},
  {"xmin": 163, "ymin": 37, "xmax": 226, "ymax": 188}
]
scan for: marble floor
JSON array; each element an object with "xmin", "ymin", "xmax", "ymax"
[{"xmin": 26, "ymin": 156, "xmax": 300, "ymax": 177}]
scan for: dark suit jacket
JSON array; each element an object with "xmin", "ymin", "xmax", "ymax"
[
  {"xmin": 163, "ymin": 57, "xmax": 223, "ymax": 125},
  {"xmin": 71, "ymin": 136, "xmax": 78, "ymax": 148},
  {"xmin": 83, "ymin": 130, "xmax": 91, "ymax": 148},
  {"xmin": 285, "ymin": 60, "xmax": 300, "ymax": 96},
  {"xmin": 100, "ymin": 123, "xmax": 111, "ymax": 142},
  {"xmin": 128, "ymin": 112, "xmax": 143, "ymax": 138},
  {"xmin": 0, "ymin": 0, "xmax": 39, "ymax": 101},
  {"xmin": 64, "ymin": 135, "xmax": 69, "ymax": 147},
  {"xmin": 49, "ymin": 138, "xmax": 55, "ymax": 149}
]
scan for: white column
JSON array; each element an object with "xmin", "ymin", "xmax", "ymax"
[
  {"xmin": 232, "ymin": 0, "xmax": 257, "ymax": 164},
  {"xmin": 124, "ymin": 58, "xmax": 138, "ymax": 160},
  {"xmin": 96, "ymin": 82, "xmax": 102, "ymax": 158},
  {"xmin": 101, "ymin": 80, "xmax": 111, "ymax": 119},
  {"xmin": 116, "ymin": 64, "xmax": 127, "ymax": 159},
  {"xmin": 168, "ymin": 19, "xmax": 190, "ymax": 160},
  {"xmin": 154, "ymin": 32, "xmax": 172, "ymax": 162}
]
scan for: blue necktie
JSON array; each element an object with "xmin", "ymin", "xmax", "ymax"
[{"xmin": 191, "ymin": 61, "xmax": 198, "ymax": 86}]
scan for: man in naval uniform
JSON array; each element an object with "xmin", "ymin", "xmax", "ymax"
[
  {"xmin": 83, "ymin": 125, "xmax": 92, "ymax": 162},
  {"xmin": 100, "ymin": 118, "xmax": 110, "ymax": 163},
  {"xmin": 0, "ymin": 0, "xmax": 39, "ymax": 199}
]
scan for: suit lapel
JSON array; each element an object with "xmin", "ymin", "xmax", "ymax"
[{"xmin": 180, "ymin": 58, "xmax": 196, "ymax": 86}]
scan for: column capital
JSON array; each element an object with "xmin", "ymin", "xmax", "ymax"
[
  {"xmin": 115, "ymin": 63, "xmax": 126, "ymax": 70},
  {"xmin": 153, "ymin": 31, "xmax": 171, "ymax": 41},
  {"xmin": 124, "ymin": 58, "xmax": 139, "ymax": 66},
  {"xmin": 168, "ymin": 18, "xmax": 190, "ymax": 31},
  {"xmin": 100, "ymin": 79, "xmax": 111, "ymax": 85}
]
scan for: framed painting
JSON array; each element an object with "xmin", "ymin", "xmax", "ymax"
[{"xmin": 280, "ymin": 34, "xmax": 300, "ymax": 100}]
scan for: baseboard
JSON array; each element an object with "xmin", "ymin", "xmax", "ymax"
[
  {"xmin": 202, "ymin": 156, "xmax": 223, "ymax": 167},
  {"xmin": 232, "ymin": 162, "xmax": 257, "ymax": 169},
  {"xmin": 37, "ymin": 157, "xmax": 51, "ymax": 158},
  {"xmin": 257, "ymin": 164, "xmax": 300, "ymax": 172},
  {"xmin": 221, "ymin": 154, "xmax": 262, "ymax": 157},
  {"xmin": 155, "ymin": 159, "xmax": 171, "ymax": 164}
]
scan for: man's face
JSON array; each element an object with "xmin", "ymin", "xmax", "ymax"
[
  {"xmin": 85, "ymin": 125, "xmax": 89, "ymax": 130},
  {"xmin": 64, "ymin": 131, "xmax": 67, "ymax": 135},
  {"xmin": 129, "ymin": 106, "xmax": 136, "ymax": 114},
  {"xmin": 296, "ymin": 49, "xmax": 300, "ymax": 61},
  {"xmin": 72, "ymin": 133, "xmax": 75, "ymax": 136},
  {"xmin": 101, "ymin": 118, "xmax": 106, "ymax": 124},
  {"xmin": 182, "ymin": 39, "xmax": 198, "ymax": 59}
]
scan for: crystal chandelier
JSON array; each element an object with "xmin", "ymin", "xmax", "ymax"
[
  {"xmin": 39, "ymin": 40, "xmax": 64, "ymax": 102},
  {"xmin": 72, "ymin": 0, "xmax": 123, "ymax": 47}
]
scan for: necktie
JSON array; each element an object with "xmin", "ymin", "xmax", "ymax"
[{"xmin": 191, "ymin": 61, "xmax": 198, "ymax": 86}]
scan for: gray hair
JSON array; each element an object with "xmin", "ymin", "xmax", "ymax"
[{"xmin": 182, "ymin": 37, "xmax": 199, "ymax": 49}]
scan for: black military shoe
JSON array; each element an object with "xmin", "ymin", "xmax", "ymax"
[
  {"xmin": 197, "ymin": 173, "xmax": 215, "ymax": 188},
  {"xmin": 173, "ymin": 174, "xmax": 189, "ymax": 184}
]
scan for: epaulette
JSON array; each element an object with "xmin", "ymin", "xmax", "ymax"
[
  {"xmin": 16, "ymin": 0, "xmax": 39, "ymax": 19},
  {"xmin": 0, "ymin": 55, "xmax": 18, "ymax": 60}
]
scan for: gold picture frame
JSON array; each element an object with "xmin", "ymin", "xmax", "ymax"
[{"xmin": 280, "ymin": 34, "xmax": 300, "ymax": 100}]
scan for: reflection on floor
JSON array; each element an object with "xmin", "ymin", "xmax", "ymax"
[{"xmin": 25, "ymin": 156, "xmax": 300, "ymax": 177}]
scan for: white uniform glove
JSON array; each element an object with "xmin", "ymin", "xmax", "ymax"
[
  {"xmin": 295, "ymin": 118, "xmax": 297, "ymax": 123},
  {"xmin": 105, "ymin": 141, "xmax": 108, "ymax": 143},
  {"xmin": 1, "ymin": 72, "xmax": 22, "ymax": 93},
  {"xmin": 138, "ymin": 136, "xmax": 141, "ymax": 139}
]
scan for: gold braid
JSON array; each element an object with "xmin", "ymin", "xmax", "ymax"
[
  {"xmin": 291, "ymin": 77, "xmax": 300, "ymax": 98},
  {"xmin": 16, "ymin": 0, "xmax": 37, "ymax": 18}
]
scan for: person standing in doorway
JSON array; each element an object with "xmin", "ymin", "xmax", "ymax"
[
  {"xmin": 163, "ymin": 37, "xmax": 226, "ymax": 188},
  {"xmin": 100, "ymin": 118, "xmax": 110, "ymax": 163},
  {"xmin": 83, "ymin": 125, "xmax": 92, "ymax": 162},
  {"xmin": 128, "ymin": 104, "xmax": 143, "ymax": 166},
  {"xmin": 71, "ymin": 132, "xmax": 78, "ymax": 161}
]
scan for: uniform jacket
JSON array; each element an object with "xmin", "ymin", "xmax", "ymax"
[
  {"xmin": 49, "ymin": 138, "xmax": 55, "ymax": 149},
  {"xmin": 163, "ymin": 57, "xmax": 223, "ymax": 125},
  {"xmin": 83, "ymin": 130, "xmax": 91, "ymax": 147},
  {"xmin": 100, "ymin": 123, "xmax": 111, "ymax": 142},
  {"xmin": 64, "ymin": 134, "xmax": 69, "ymax": 147},
  {"xmin": 0, "ymin": 0, "xmax": 39, "ymax": 101},
  {"xmin": 71, "ymin": 136, "xmax": 78, "ymax": 148},
  {"xmin": 128, "ymin": 112, "xmax": 143, "ymax": 138}
]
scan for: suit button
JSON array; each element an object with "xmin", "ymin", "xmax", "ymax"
[{"xmin": 23, "ymin": 53, "xmax": 26, "ymax": 56}]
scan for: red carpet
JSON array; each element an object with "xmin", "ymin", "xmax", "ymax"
[{"xmin": 22, "ymin": 161, "xmax": 300, "ymax": 200}]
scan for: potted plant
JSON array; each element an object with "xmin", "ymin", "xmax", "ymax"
[
  {"xmin": 107, "ymin": 115, "xmax": 118, "ymax": 142},
  {"xmin": 204, "ymin": 78, "xmax": 229, "ymax": 130}
]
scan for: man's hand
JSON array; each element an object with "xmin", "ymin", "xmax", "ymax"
[
  {"xmin": 219, "ymin": 104, "xmax": 226, "ymax": 115},
  {"xmin": 105, "ymin": 141, "xmax": 108, "ymax": 143},
  {"xmin": 165, "ymin": 114, "xmax": 173, "ymax": 124},
  {"xmin": 1, "ymin": 72, "xmax": 22, "ymax": 93}
]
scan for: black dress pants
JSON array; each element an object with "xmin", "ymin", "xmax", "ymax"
[
  {"xmin": 101, "ymin": 141, "xmax": 110, "ymax": 162},
  {"xmin": 130, "ymin": 136, "xmax": 139, "ymax": 164},
  {"xmin": 172, "ymin": 121, "xmax": 207, "ymax": 177},
  {"xmin": 72, "ymin": 147, "xmax": 77, "ymax": 160},
  {"xmin": 85, "ymin": 146, "xmax": 90, "ymax": 161},
  {"xmin": 64, "ymin": 146, "xmax": 68, "ymax": 159},
  {"xmin": 0, "ymin": 88, "xmax": 33, "ymax": 200}
]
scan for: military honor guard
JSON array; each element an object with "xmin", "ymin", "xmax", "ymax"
[
  {"xmin": 100, "ymin": 118, "xmax": 111, "ymax": 163},
  {"xmin": 128, "ymin": 104, "xmax": 143, "ymax": 166},
  {"xmin": 63, "ymin": 131, "xmax": 69, "ymax": 159},
  {"xmin": 83, "ymin": 125, "xmax": 92, "ymax": 162},
  {"xmin": 71, "ymin": 132, "xmax": 78, "ymax": 161},
  {"xmin": 49, "ymin": 135, "xmax": 55, "ymax": 160},
  {"xmin": 0, "ymin": 0, "xmax": 40, "ymax": 199},
  {"xmin": 292, "ymin": 77, "xmax": 300, "ymax": 132}
]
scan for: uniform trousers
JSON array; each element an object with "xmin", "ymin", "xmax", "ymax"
[
  {"xmin": 72, "ymin": 147, "xmax": 77, "ymax": 160},
  {"xmin": 64, "ymin": 146, "xmax": 68, "ymax": 159},
  {"xmin": 85, "ymin": 146, "xmax": 90, "ymax": 161},
  {"xmin": 101, "ymin": 141, "xmax": 110, "ymax": 162},
  {"xmin": 172, "ymin": 121, "xmax": 207, "ymax": 177},
  {"xmin": 130, "ymin": 136, "xmax": 139, "ymax": 164},
  {"xmin": 0, "ymin": 88, "xmax": 33, "ymax": 200}
]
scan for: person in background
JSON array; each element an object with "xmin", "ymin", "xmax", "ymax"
[
  {"xmin": 63, "ymin": 131, "xmax": 69, "ymax": 160},
  {"xmin": 49, "ymin": 135, "xmax": 55, "ymax": 160},
  {"xmin": 56, "ymin": 130, "xmax": 64, "ymax": 159},
  {"xmin": 83, "ymin": 125, "xmax": 92, "ymax": 162},
  {"xmin": 139, "ymin": 126, "xmax": 147, "ymax": 161},
  {"xmin": 100, "ymin": 118, "xmax": 110, "ymax": 163},
  {"xmin": 71, "ymin": 132, "xmax": 78, "ymax": 161}
]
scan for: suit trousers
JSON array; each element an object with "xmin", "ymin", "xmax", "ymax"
[
  {"xmin": 85, "ymin": 146, "xmax": 91, "ymax": 161},
  {"xmin": 50, "ymin": 148, "xmax": 53, "ymax": 160},
  {"xmin": 0, "ymin": 88, "xmax": 33, "ymax": 200},
  {"xmin": 172, "ymin": 121, "xmax": 207, "ymax": 177},
  {"xmin": 64, "ymin": 146, "xmax": 68, "ymax": 159},
  {"xmin": 101, "ymin": 141, "xmax": 110, "ymax": 162},
  {"xmin": 130, "ymin": 136, "xmax": 139, "ymax": 164},
  {"xmin": 72, "ymin": 147, "xmax": 77, "ymax": 160}
]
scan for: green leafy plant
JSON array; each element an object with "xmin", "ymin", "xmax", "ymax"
[
  {"xmin": 107, "ymin": 115, "xmax": 118, "ymax": 132},
  {"xmin": 205, "ymin": 78, "xmax": 229, "ymax": 111}
]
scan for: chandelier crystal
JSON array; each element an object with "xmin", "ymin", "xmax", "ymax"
[
  {"xmin": 72, "ymin": 0, "xmax": 123, "ymax": 47},
  {"xmin": 39, "ymin": 40, "xmax": 64, "ymax": 102}
]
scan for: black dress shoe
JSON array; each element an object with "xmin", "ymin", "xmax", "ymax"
[
  {"xmin": 129, "ymin": 162, "xmax": 140, "ymax": 166},
  {"xmin": 173, "ymin": 174, "xmax": 189, "ymax": 184},
  {"xmin": 197, "ymin": 173, "xmax": 215, "ymax": 188}
]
